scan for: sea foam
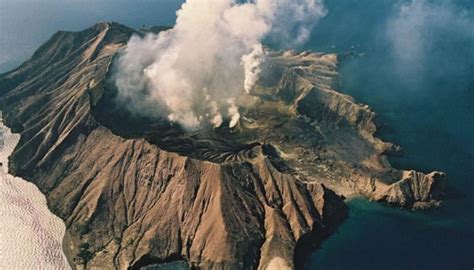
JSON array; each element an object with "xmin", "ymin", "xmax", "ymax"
[{"xmin": 0, "ymin": 115, "xmax": 70, "ymax": 269}]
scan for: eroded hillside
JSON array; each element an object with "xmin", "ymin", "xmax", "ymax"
[{"xmin": 0, "ymin": 22, "xmax": 446, "ymax": 269}]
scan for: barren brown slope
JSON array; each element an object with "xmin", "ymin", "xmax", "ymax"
[
  {"xmin": 237, "ymin": 50, "xmax": 447, "ymax": 210},
  {"xmin": 0, "ymin": 23, "xmax": 347, "ymax": 269},
  {"xmin": 0, "ymin": 22, "xmax": 446, "ymax": 270}
]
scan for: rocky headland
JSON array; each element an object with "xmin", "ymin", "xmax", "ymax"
[{"xmin": 0, "ymin": 22, "xmax": 447, "ymax": 269}]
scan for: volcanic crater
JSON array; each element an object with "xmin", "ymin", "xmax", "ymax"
[{"xmin": 0, "ymin": 22, "xmax": 447, "ymax": 269}]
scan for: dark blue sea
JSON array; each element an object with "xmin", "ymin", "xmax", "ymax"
[{"xmin": 1, "ymin": 0, "xmax": 472, "ymax": 269}]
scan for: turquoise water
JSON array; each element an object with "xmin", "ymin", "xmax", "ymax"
[{"xmin": 0, "ymin": 0, "xmax": 472, "ymax": 269}]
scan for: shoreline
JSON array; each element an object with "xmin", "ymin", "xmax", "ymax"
[
  {"xmin": 0, "ymin": 114, "xmax": 70, "ymax": 269},
  {"xmin": 0, "ymin": 21, "xmax": 449, "ymax": 269},
  {"xmin": 63, "ymin": 230, "xmax": 76, "ymax": 270}
]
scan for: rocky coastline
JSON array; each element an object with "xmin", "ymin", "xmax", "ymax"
[{"xmin": 0, "ymin": 22, "xmax": 447, "ymax": 269}]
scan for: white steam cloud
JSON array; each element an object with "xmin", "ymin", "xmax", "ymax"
[
  {"xmin": 386, "ymin": 0, "xmax": 474, "ymax": 81},
  {"xmin": 114, "ymin": 0, "xmax": 326, "ymax": 129}
]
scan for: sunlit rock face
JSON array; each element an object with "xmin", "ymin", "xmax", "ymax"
[
  {"xmin": 0, "ymin": 117, "xmax": 70, "ymax": 269},
  {"xmin": 0, "ymin": 22, "xmax": 446, "ymax": 270}
]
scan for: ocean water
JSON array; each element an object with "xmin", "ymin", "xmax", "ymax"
[
  {"xmin": 302, "ymin": 0, "xmax": 474, "ymax": 269},
  {"xmin": 0, "ymin": 0, "xmax": 182, "ymax": 72},
  {"xmin": 0, "ymin": 0, "xmax": 472, "ymax": 269}
]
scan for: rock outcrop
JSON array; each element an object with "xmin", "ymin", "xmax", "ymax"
[{"xmin": 0, "ymin": 22, "xmax": 446, "ymax": 269}]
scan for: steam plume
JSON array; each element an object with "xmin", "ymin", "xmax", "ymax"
[
  {"xmin": 386, "ymin": 0, "xmax": 474, "ymax": 83},
  {"xmin": 115, "ymin": 0, "xmax": 326, "ymax": 129}
]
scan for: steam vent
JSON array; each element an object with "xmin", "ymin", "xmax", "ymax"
[{"xmin": 0, "ymin": 22, "xmax": 447, "ymax": 269}]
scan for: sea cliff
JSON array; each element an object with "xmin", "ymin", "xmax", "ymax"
[{"xmin": 0, "ymin": 22, "xmax": 446, "ymax": 269}]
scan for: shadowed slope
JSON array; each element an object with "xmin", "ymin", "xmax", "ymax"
[
  {"xmin": 0, "ymin": 22, "xmax": 446, "ymax": 270},
  {"xmin": 0, "ymin": 23, "xmax": 348, "ymax": 269}
]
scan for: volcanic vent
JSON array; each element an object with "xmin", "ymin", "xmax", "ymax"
[{"xmin": 0, "ymin": 21, "xmax": 446, "ymax": 270}]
